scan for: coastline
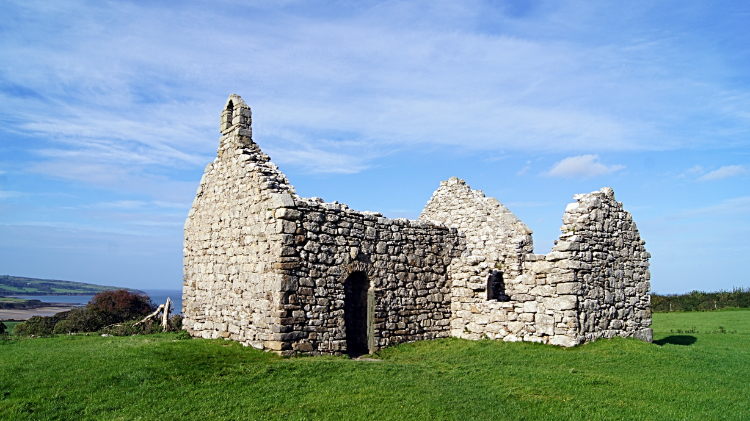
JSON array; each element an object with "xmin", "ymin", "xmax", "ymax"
[
  {"xmin": 0, "ymin": 306, "xmax": 78, "ymax": 320},
  {"xmin": 1, "ymin": 289, "xmax": 183, "ymax": 319}
]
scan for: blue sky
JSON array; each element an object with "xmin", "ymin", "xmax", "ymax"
[{"xmin": 1, "ymin": 0, "xmax": 748, "ymax": 293}]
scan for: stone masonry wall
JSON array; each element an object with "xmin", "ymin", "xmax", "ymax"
[
  {"xmin": 419, "ymin": 181, "xmax": 652, "ymax": 347},
  {"xmin": 183, "ymin": 94, "xmax": 652, "ymax": 354},
  {"xmin": 183, "ymin": 95, "xmax": 301, "ymax": 349},
  {"xmin": 420, "ymin": 178, "xmax": 534, "ymax": 340},
  {"xmin": 420, "ymin": 178, "xmax": 582, "ymax": 346},
  {"xmin": 548, "ymin": 187, "xmax": 652, "ymax": 343},
  {"xmin": 184, "ymin": 95, "xmax": 461, "ymax": 354},
  {"xmin": 271, "ymin": 199, "xmax": 460, "ymax": 354}
]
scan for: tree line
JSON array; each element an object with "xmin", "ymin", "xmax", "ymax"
[{"xmin": 650, "ymin": 287, "xmax": 750, "ymax": 312}]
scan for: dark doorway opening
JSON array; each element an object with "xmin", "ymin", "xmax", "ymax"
[{"xmin": 344, "ymin": 271, "xmax": 373, "ymax": 355}]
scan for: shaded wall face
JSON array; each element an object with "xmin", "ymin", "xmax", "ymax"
[{"xmin": 271, "ymin": 201, "xmax": 459, "ymax": 354}]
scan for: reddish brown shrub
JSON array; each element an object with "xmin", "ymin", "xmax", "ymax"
[{"xmin": 87, "ymin": 289, "xmax": 156, "ymax": 326}]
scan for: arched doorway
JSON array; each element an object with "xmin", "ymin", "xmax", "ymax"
[{"xmin": 344, "ymin": 271, "xmax": 374, "ymax": 354}]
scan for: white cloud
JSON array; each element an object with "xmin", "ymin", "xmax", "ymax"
[
  {"xmin": 545, "ymin": 155, "xmax": 625, "ymax": 178},
  {"xmin": 265, "ymin": 146, "xmax": 371, "ymax": 175},
  {"xmin": 1, "ymin": 0, "xmax": 747, "ymax": 190},
  {"xmin": 686, "ymin": 165, "xmax": 704, "ymax": 175},
  {"xmin": 698, "ymin": 165, "xmax": 747, "ymax": 181},
  {"xmin": 0, "ymin": 190, "xmax": 23, "ymax": 200}
]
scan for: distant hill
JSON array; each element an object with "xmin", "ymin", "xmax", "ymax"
[{"xmin": 0, "ymin": 275, "xmax": 144, "ymax": 296}]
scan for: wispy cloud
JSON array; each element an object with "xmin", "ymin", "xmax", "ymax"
[
  {"xmin": 516, "ymin": 161, "xmax": 531, "ymax": 175},
  {"xmin": 686, "ymin": 165, "xmax": 704, "ymax": 175},
  {"xmin": 698, "ymin": 165, "xmax": 748, "ymax": 181},
  {"xmin": 1, "ymin": 0, "xmax": 749, "ymax": 293},
  {"xmin": 1, "ymin": 0, "xmax": 748, "ymax": 186},
  {"xmin": 89, "ymin": 201, "xmax": 148, "ymax": 210},
  {"xmin": 268, "ymin": 147, "xmax": 371, "ymax": 175},
  {"xmin": 682, "ymin": 196, "xmax": 750, "ymax": 217},
  {"xmin": 0, "ymin": 190, "xmax": 24, "ymax": 200},
  {"xmin": 544, "ymin": 154, "xmax": 625, "ymax": 178}
]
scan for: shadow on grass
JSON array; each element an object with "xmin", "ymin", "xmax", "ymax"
[{"xmin": 654, "ymin": 335, "xmax": 697, "ymax": 346}]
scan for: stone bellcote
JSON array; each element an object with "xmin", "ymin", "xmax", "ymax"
[{"xmin": 220, "ymin": 94, "xmax": 252, "ymax": 135}]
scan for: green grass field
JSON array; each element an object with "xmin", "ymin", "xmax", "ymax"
[{"xmin": 1, "ymin": 309, "xmax": 748, "ymax": 420}]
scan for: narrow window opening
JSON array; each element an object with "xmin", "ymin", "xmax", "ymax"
[
  {"xmin": 226, "ymin": 100, "xmax": 234, "ymax": 125},
  {"xmin": 487, "ymin": 270, "xmax": 507, "ymax": 301}
]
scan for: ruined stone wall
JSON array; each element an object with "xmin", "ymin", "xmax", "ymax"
[
  {"xmin": 420, "ymin": 177, "xmax": 580, "ymax": 346},
  {"xmin": 184, "ymin": 95, "xmax": 461, "ymax": 354},
  {"xmin": 183, "ymin": 94, "xmax": 652, "ymax": 354},
  {"xmin": 182, "ymin": 95, "xmax": 300, "ymax": 349},
  {"xmin": 549, "ymin": 188, "xmax": 652, "ymax": 343},
  {"xmin": 419, "ymin": 181, "xmax": 652, "ymax": 347},
  {"xmin": 270, "ymin": 199, "xmax": 460, "ymax": 354}
]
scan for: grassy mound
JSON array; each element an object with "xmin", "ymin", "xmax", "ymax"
[{"xmin": 1, "ymin": 309, "xmax": 748, "ymax": 420}]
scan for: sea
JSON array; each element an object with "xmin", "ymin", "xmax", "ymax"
[{"xmin": 15, "ymin": 289, "xmax": 184, "ymax": 314}]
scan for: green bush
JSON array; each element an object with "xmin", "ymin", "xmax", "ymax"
[
  {"xmin": 53, "ymin": 307, "xmax": 110, "ymax": 334},
  {"xmin": 175, "ymin": 329, "xmax": 191, "ymax": 340},
  {"xmin": 0, "ymin": 320, "xmax": 6, "ymax": 335},
  {"xmin": 14, "ymin": 314, "xmax": 66, "ymax": 337}
]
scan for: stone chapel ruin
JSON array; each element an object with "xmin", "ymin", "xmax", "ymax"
[{"xmin": 182, "ymin": 94, "xmax": 653, "ymax": 355}]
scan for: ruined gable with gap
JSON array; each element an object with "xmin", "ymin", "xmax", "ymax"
[{"xmin": 182, "ymin": 94, "xmax": 652, "ymax": 355}]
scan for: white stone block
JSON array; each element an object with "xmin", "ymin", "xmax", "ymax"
[
  {"xmin": 523, "ymin": 301, "xmax": 538, "ymax": 313},
  {"xmin": 269, "ymin": 193, "xmax": 295, "ymax": 209},
  {"xmin": 556, "ymin": 282, "xmax": 581, "ymax": 295},
  {"xmin": 545, "ymin": 295, "xmax": 577, "ymax": 310},
  {"xmin": 549, "ymin": 335, "xmax": 576, "ymax": 347}
]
